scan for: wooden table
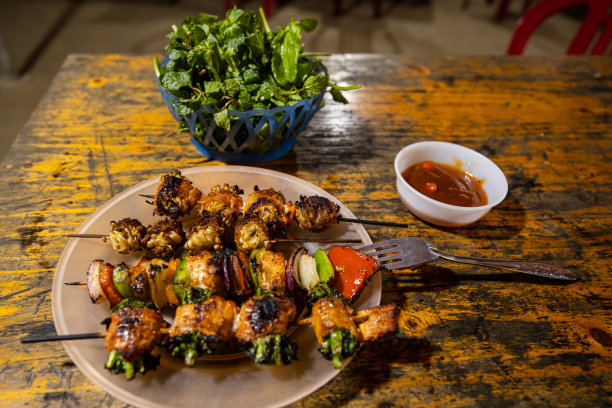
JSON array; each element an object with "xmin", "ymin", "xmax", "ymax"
[{"xmin": 1, "ymin": 54, "xmax": 610, "ymax": 407}]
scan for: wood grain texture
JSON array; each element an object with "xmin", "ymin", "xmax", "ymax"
[{"xmin": 1, "ymin": 54, "xmax": 610, "ymax": 407}]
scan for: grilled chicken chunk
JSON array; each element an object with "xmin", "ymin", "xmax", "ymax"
[
  {"xmin": 309, "ymin": 297, "xmax": 359, "ymax": 345},
  {"xmin": 294, "ymin": 195, "xmax": 340, "ymax": 233},
  {"xmin": 197, "ymin": 184, "xmax": 243, "ymax": 227},
  {"xmin": 169, "ymin": 296, "xmax": 238, "ymax": 343},
  {"xmin": 257, "ymin": 250, "xmax": 288, "ymax": 297},
  {"xmin": 141, "ymin": 218, "xmax": 185, "ymax": 259},
  {"xmin": 184, "ymin": 213, "xmax": 226, "ymax": 251},
  {"xmin": 187, "ymin": 250, "xmax": 224, "ymax": 294},
  {"xmin": 235, "ymin": 296, "xmax": 296, "ymax": 344},
  {"xmin": 153, "ymin": 170, "xmax": 202, "ymax": 218},
  {"xmin": 244, "ymin": 187, "xmax": 295, "ymax": 238},
  {"xmin": 354, "ymin": 304, "xmax": 399, "ymax": 342},
  {"xmin": 304, "ymin": 298, "xmax": 398, "ymax": 345},
  {"xmin": 104, "ymin": 307, "xmax": 167, "ymax": 363},
  {"xmin": 103, "ymin": 218, "xmax": 146, "ymax": 254},
  {"xmin": 233, "ymin": 218, "xmax": 271, "ymax": 252}
]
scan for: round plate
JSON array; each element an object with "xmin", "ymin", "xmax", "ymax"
[{"xmin": 51, "ymin": 166, "xmax": 381, "ymax": 408}]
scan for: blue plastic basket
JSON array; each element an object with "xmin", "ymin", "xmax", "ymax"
[{"xmin": 156, "ymin": 68, "xmax": 326, "ymax": 165}]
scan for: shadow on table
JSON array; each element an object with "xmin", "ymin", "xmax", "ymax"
[
  {"xmin": 386, "ymin": 264, "xmax": 577, "ymax": 296},
  {"xmin": 300, "ymin": 335, "xmax": 433, "ymax": 408}
]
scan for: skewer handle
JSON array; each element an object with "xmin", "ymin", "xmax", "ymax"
[
  {"xmin": 339, "ymin": 216, "xmax": 410, "ymax": 228},
  {"xmin": 65, "ymin": 233, "xmax": 107, "ymax": 238},
  {"xmin": 21, "ymin": 332, "xmax": 105, "ymax": 343}
]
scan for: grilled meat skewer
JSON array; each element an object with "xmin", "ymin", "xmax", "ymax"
[{"xmin": 152, "ymin": 170, "xmax": 203, "ymax": 218}]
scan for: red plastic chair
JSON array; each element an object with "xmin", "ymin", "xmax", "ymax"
[{"xmin": 507, "ymin": 0, "xmax": 612, "ymax": 54}]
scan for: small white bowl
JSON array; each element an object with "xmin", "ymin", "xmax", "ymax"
[{"xmin": 394, "ymin": 141, "xmax": 508, "ymax": 227}]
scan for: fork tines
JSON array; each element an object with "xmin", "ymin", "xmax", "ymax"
[{"xmin": 358, "ymin": 240, "xmax": 404, "ymax": 269}]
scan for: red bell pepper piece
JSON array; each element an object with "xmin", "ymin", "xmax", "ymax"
[{"xmin": 328, "ymin": 246, "xmax": 379, "ymax": 303}]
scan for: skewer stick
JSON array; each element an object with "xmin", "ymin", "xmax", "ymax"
[
  {"xmin": 21, "ymin": 327, "xmax": 170, "ymax": 343},
  {"xmin": 64, "ymin": 233, "xmax": 362, "ymax": 244},
  {"xmin": 21, "ymin": 332, "xmax": 104, "ymax": 343}
]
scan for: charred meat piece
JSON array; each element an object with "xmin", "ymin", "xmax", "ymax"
[
  {"xmin": 184, "ymin": 213, "xmax": 226, "ymax": 251},
  {"xmin": 234, "ymin": 218, "xmax": 271, "ymax": 252},
  {"xmin": 197, "ymin": 184, "xmax": 243, "ymax": 227},
  {"xmin": 309, "ymin": 297, "xmax": 359, "ymax": 346},
  {"xmin": 104, "ymin": 306, "xmax": 167, "ymax": 363},
  {"xmin": 153, "ymin": 170, "xmax": 202, "ymax": 218},
  {"xmin": 251, "ymin": 250, "xmax": 288, "ymax": 297},
  {"xmin": 244, "ymin": 187, "xmax": 295, "ymax": 238},
  {"xmin": 185, "ymin": 250, "xmax": 224, "ymax": 295},
  {"xmin": 235, "ymin": 295, "xmax": 296, "ymax": 344},
  {"xmin": 166, "ymin": 296, "xmax": 239, "ymax": 365},
  {"xmin": 294, "ymin": 195, "xmax": 340, "ymax": 233},
  {"xmin": 169, "ymin": 296, "xmax": 238, "ymax": 342},
  {"xmin": 235, "ymin": 295, "xmax": 298, "ymax": 365},
  {"xmin": 354, "ymin": 304, "xmax": 399, "ymax": 342},
  {"xmin": 301, "ymin": 298, "xmax": 398, "ymax": 368},
  {"xmin": 103, "ymin": 218, "xmax": 146, "ymax": 254},
  {"xmin": 141, "ymin": 218, "xmax": 185, "ymax": 259},
  {"xmin": 128, "ymin": 258, "xmax": 169, "ymax": 310}
]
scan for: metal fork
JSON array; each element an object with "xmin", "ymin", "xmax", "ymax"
[{"xmin": 358, "ymin": 237, "xmax": 577, "ymax": 281}]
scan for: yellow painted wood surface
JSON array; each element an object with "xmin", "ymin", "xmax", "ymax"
[{"xmin": 1, "ymin": 54, "xmax": 611, "ymax": 407}]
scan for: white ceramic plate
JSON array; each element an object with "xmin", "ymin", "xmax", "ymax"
[{"xmin": 52, "ymin": 166, "xmax": 381, "ymax": 408}]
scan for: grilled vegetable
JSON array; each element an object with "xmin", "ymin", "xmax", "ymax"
[
  {"xmin": 287, "ymin": 247, "xmax": 341, "ymax": 306},
  {"xmin": 216, "ymin": 249, "xmax": 253, "ymax": 301},
  {"xmin": 250, "ymin": 333, "xmax": 297, "ymax": 366},
  {"xmin": 172, "ymin": 251, "xmax": 191, "ymax": 303},
  {"xmin": 320, "ymin": 328, "xmax": 358, "ymax": 369},
  {"xmin": 328, "ymin": 245, "xmax": 379, "ymax": 303},
  {"xmin": 87, "ymin": 260, "xmax": 108, "ymax": 304},
  {"xmin": 99, "ymin": 261, "xmax": 123, "ymax": 307},
  {"xmin": 112, "ymin": 262, "xmax": 134, "ymax": 299}
]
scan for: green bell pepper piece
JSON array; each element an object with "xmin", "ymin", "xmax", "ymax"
[
  {"xmin": 112, "ymin": 262, "xmax": 134, "ymax": 299},
  {"xmin": 172, "ymin": 251, "xmax": 190, "ymax": 301},
  {"xmin": 313, "ymin": 249, "xmax": 334, "ymax": 283}
]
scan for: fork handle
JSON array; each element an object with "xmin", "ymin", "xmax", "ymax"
[{"xmin": 429, "ymin": 248, "xmax": 577, "ymax": 281}]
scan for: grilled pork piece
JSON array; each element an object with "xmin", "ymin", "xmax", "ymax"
[
  {"xmin": 197, "ymin": 184, "xmax": 243, "ymax": 227},
  {"xmin": 153, "ymin": 170, "xmax": 202, "ymax": 218},
  {"xmin": 294, "ymin": 195, "xmax": 340, "ymax": 233}
]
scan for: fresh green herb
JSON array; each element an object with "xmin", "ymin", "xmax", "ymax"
[
  {"xmin": 320, "ymin": 328, "xmax": 358, "ymax": 369},
  {"xmin": 105, "ymin": 349, "xmax": 161, "ymax": 379},
  {"xmin": 249, "ymin": 333, "xmax": 298, "ymax": 366},
  {"xmin": 164, "ymin": 332, "xmax": 220, "ymax": 366},
  {"xmin": 156, "ymin": 7, "xmax": 359, "ymax": 152}
]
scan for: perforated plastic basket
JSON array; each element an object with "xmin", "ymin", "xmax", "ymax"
[{"xmin": 156, "ymin": 70, "xmax": 326, "ymax": 165}]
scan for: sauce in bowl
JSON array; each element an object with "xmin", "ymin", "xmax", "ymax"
[{"xmin": 401, "ymin": 161, "xmax": 487, "ymax": 207}]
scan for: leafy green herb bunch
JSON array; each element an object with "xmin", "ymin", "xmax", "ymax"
[{"xmin": 155, "ymin": 7, "xmax": 359, "ymax": 155}]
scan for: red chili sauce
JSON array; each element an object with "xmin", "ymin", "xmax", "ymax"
[{"xmin": 401, "ymin": 161, "xmax": 488, "ymax": 207}]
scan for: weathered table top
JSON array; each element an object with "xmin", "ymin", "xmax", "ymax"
[{"xmin": 1, "ymin": 54, "xmax": 610, "ymax": 407}]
